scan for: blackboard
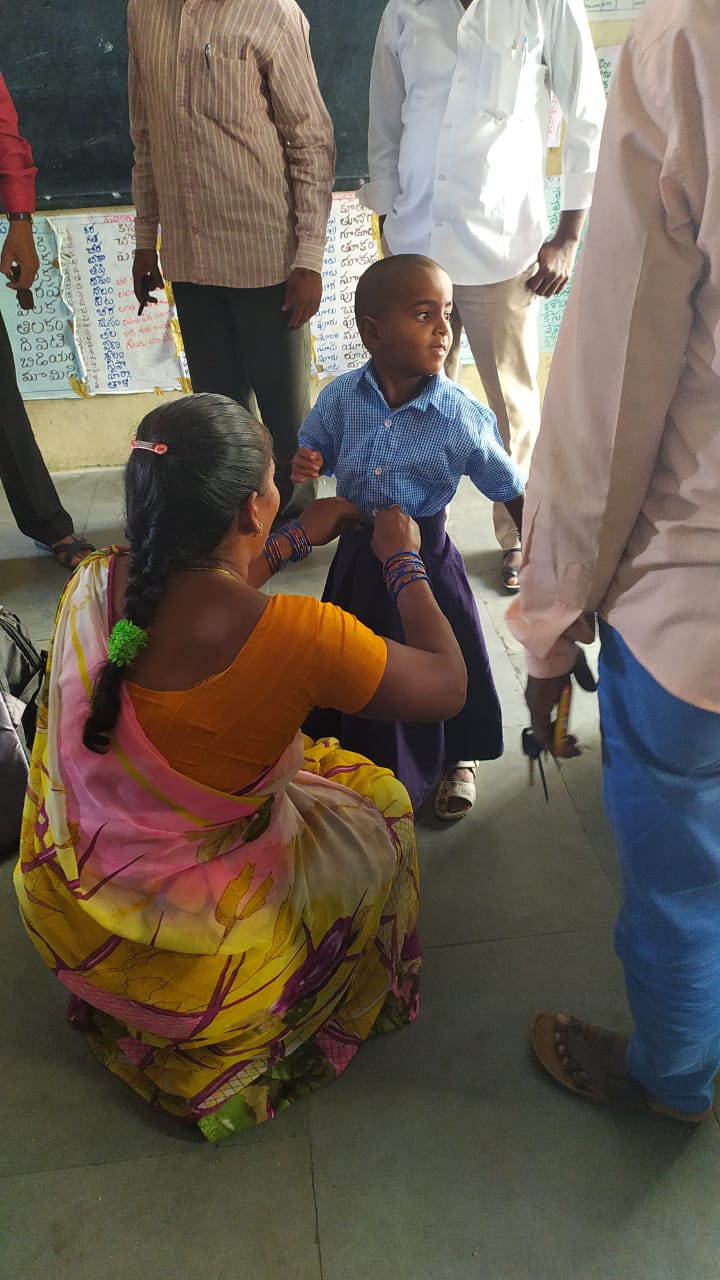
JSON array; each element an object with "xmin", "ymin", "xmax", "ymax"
[{"xmin": 6, "ymin": 0, "xmax": 385, "ymax": 210}]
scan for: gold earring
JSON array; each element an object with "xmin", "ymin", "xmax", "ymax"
[{"xmin": 255, "ymin": 520, "xmax": 264, "ymax": 537}]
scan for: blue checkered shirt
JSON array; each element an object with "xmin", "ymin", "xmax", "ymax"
[{"xmin": 299, "ymin": 362, "xmax": 525, "ymax": 518}]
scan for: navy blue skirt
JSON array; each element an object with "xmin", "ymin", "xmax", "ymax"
[{"xmin": 304, "ymin": 510, "xmax": 503, "ymax": 810}]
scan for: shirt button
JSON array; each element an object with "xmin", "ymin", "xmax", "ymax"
[
  {"xmin": 457, "ymin": 74, "xmax": 466, "ymax": 84},
  {"xmin": 384, "ymin": 418, "xmax": 392, "ymax": 428},
  {"xmin": 435, "ymin": 221, "xmax": 443, "ymax": 228},
  {"xmin": 374, "ymin": 467, "xmax": 382, "ymax": 476},
  {"xmin": 444, "ymin": 123, "xmax": 453, "ymax": 130},
  {"xmin": 438, "ymin": 174, "xmax": 446, "ymax": 181},
  {"xmin": 371, "ymin": 509, "xmax": 378, "ymax": 518}
]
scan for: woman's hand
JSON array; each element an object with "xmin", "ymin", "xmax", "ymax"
[
  {"xmin": 370, "ymin": 506, "xmax": 421, "ymax": 563},
  {"xmin": 297, "ymin": 498, "xmax": 366, "ymax": 546}
]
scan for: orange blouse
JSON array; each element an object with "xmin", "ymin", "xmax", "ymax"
[{"xmin": 128, "ymin": 593, "xmax": 387, "ymax": 793}]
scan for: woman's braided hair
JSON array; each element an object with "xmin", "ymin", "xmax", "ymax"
[{"xmin": 83, "ymin": 393, "xmax": 273, "ymax": 753}]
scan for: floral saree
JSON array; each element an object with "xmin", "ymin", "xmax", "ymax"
[{"xmin": 14, "ymin": 555, "xmax": 420, "ymax": 1139}]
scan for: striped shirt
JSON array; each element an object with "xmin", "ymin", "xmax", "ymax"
[
  {"xmin": 299, "ymin": 362, "xmax": 525, "ymax": 518},
  {"xmin": 128, "ymin": 0, "xmax": 336, "ymax": 288}
]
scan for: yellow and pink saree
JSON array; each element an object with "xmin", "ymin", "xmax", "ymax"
[{"xmin": 14, "ymin": 556, "xmax": 420, "ymax": 1139}]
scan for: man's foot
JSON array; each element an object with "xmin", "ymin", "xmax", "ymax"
[
  {"xmin": 434, "ymin": 761, "xmax": 476, "ymax": 820},
  {"xmin": 501, "ymin": 548, "xmax": 521, "ymax": 591},
  {"xmin": 530, "ymin": 1012, "xmax": 711, "ymax": 1124},
  {"xmin": 48, "ymin": 535, "xmax": 96, "ymax": 571}
]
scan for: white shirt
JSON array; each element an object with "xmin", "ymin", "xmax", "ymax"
[{"xmin": 358, "ymin": 0, "xmax": 606, "ymax": 285}]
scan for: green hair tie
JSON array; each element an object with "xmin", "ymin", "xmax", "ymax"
[{"xmin": 107, "ymin": 619, "xmax": 149, "ymax": 667}]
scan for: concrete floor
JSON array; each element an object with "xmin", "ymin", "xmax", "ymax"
[{"xmin": 1, "ymin": 469, "xmax": 718, "ymax": 1280}]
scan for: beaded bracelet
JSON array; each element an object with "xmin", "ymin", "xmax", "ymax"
[{"xmin": 264, "ymin": 520, "xmax": 313, "ymax": 574}]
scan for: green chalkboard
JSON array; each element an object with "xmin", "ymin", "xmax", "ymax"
[{"xmin": 6, "ymin": 0, "xmax": 385, "ymax": 210}]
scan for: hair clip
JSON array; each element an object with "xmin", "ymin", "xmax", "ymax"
[{"xmin": 130, "ymin": 439, "xmax": 168, "ymax": 455}]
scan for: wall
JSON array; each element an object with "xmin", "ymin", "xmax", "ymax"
[{"xmin": 26, "ymin": 17, "xmax": 633, "ymax": 474}]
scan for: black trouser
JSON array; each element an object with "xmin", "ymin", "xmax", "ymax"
[
  {"xmin": 172, "ymin": 281, "xmax": 314, "ymax": 514},
  {"xmin": 0, "ymin": 312, "xmax": 72, "ymax": 546}
]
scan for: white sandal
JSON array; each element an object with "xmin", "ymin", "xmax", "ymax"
[{"xmin": 434, "ymin": 760, "xmax": 477, "ymax": 822}]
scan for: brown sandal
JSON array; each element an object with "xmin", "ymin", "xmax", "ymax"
[
  {"xmin": 501, "ymin": 549, "xmax": 521, "ymax": 591},
  {"xmin": 49, "ymin": 536, "xmax": 96, "ymax": 571},
  {"xmin": 530, "ymin": 1012, "xmax": 711, "ymax": 1124}
]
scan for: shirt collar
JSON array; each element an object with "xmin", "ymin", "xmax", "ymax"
[{"xmin": 360, "ymin": 359, "xmax": 449, "ymax": 414}]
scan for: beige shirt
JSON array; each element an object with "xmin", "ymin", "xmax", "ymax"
[
  {"xmin": 507, "ymin": 0, "xmax": 720, "ymax": 714},
  {"xmin": 128, "ymin": 0, "xmax": 336, "ymax": 288}
]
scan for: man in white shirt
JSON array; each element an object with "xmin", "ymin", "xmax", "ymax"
[{"xmin": 358, "ymin": 0, "xmax": 605, "ymax": 586}]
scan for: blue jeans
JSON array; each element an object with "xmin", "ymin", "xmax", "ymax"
[{"xmin": 599, "ymin": 622, "xmax": 720, "ymax": 1114}]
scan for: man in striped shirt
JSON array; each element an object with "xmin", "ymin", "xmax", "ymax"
[{"xmin": 128, "ymin": 0, "xmax": 336, "ymax": 511}]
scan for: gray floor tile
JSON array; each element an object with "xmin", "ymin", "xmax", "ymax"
[
  {"xmin": 581, "ymin": 808, "xmax": 623, "ymax": 901},
  {"xmin": 1, "ymin": 1140, "xmax": 321, "ymax": 1280},
  {"xmin": 416, "ymin": 746, "xmax": 617, "ymax": 948},
  {"xmin": 309, "ymin": 932, "xmax": 720, "ymax": 1280},
  {"xmin": 0, "ymin": 556, "xmax": 67, "ymax": 641},
  {"xmin": 0, "ymin": 864, "xmax": 308, "ymax": 1177}
]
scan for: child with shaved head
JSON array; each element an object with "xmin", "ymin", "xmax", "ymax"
[{"xmin": 292, "ymin": 254, "xmax": 524, "ymax": 818}]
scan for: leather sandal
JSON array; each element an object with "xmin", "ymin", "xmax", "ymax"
[
  {"xmin": 48, "ymin": 536, "xmax": 96, "ymax": 571},
  {"xmin": 530, "ymin": 1012, "xmax": 711, "ymax": 1124},
  {"xmin": 434, "ymin": 760, "xmax": 477, "ymax": 821},
  {"xmin": 501, "ymin": 548, "xmax": 521, "ymax": 591}
]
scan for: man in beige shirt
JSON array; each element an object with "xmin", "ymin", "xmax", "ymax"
[
  {"xmin": 128, "ymin": 0, "xmax": 335, "ymax": 512},
  {"xmin": 508, "ymin": 0, "xmax": 720, "ymax": 1123}
]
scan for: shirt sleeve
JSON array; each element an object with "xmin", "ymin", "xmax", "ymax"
[
  {"xmin": 263, "ymin": 10, "xmax": 336, "ymax": 275},
  {"xmin": 357, "ymin": 5, "xmax": 404, "ymax": 216},
  {"xmin": 544, "ymin": 0, "xmax": 606, "ymax": 211},
  {"xmin": 465, "ymin": 407, "xmax": 526, "ymax": 502},
  {"xmin": 127, "ymin": 14, "xmax": 160, "ymax": 252},
  {"xmin": 298, "ymin": 389, "xmax": 340, "ymax": 474},
  {"xmin": 0, "ymin": 74, "xmax": 37, "ymax": 214},
  {"xmin": 507, "ymin": 23, "xmax": 708, "ymax": 678},
  {"xmin": 307, "ymin": 600, "xmax": 388, "ymax": 714}
]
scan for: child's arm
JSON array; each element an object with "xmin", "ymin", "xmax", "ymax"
[
  {"xmin": 292, "ymin": 391, "xmax": 339, "ymax": 482},
  {"xmin": 466, "ymin": 406, "xmax": 526, "ymax": 527}
]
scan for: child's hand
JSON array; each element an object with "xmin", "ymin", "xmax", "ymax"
[{"xmin": 292, "ymin": 447, "xmax": 324, "ymax": 482}]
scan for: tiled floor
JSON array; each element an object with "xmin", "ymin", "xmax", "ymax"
[{"xmin": 1, "ymin": 470, "xmax": 718, "ymax": 1280}]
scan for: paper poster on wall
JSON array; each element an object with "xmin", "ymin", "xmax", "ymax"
[
  {"xmin": 584, "ymin": 0, "xmax": 645, "ymax": 18},
  {"xmin": 52, "ymin": 214, "xmax": 186, "ymax": 396},
  {"xmin": 596, "ymin": 46, "xmax": 622, "ymax": 96},
  {"xmin": 0, "ymin": 218, "xmax": 83, "ymax": 399},
  {"xmin": 537, "ymin": 175, "xmax": 587, "ymax": 355},
  {"xmin": 311, "ymin": 192, "xmax": 379, "ymax": 377},
  {"xmin": 545, "ymin": 43, "xmax": 622, "ymax": 150}
]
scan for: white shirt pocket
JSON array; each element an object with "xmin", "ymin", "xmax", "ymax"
[{"xmin": 475, "ymin": 44, "xmax": 524, "ymax": 120}]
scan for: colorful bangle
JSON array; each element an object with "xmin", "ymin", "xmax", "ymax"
[
  {"xmin": 383, "ymin": 550, "xmax": 424, "ymax": 583},
  {"xmin": 388, "ymin": 571, "xmax": 430, "ymax": 606},
  {"xmin": 383, "ymin": 550, "xmax": 426, "ymax": 597},
  {"xmin": 383, "ymin": 551, "xmax": 430, "ymax": 605},
  {"xmin": 384, "ymin": 550, "xmax": 424, "ymax": 573},
  {"xmin": 263, "ymin": 520, "xmax": 312, "ymax": 575},
  {"xmin": 282, "ymin": 520, "xmax": 312, "ymax": 563}
]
